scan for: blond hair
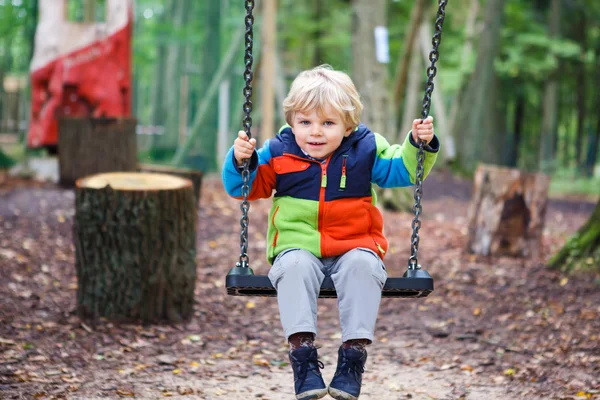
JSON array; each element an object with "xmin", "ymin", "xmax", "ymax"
[{"xmin": 283, "ymin": 65, "xmax": 363, "ymax": 129}]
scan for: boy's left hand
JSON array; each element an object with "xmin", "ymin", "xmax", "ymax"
[{"xmin": 411, "ymin": 116, "xmax": 434, "ymax": 145}]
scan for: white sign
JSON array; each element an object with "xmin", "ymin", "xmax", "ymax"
[{"xmin": 374, "ymin": 26, "xmax": 390, "ymax": 64}]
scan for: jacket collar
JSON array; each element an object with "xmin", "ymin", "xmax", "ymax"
[{"xmin": 278, "ymin": 124, "xmax": 370, "ymax": 158}]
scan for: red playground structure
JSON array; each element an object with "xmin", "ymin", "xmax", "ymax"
[{"xmin": 27, "ymin": 0, "xmax": 134, "ymax": 149}]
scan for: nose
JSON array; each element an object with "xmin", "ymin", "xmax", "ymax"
[{"xmin": 311, "ymin": 124, "xmax": 322, "ymax": 135}]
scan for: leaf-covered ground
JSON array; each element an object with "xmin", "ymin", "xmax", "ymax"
[{"xmin": 0, "ymin": 172, "xmax": 599, "ymax": 400}]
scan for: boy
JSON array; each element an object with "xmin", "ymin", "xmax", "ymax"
[{"xmin": 222, "ymin": 65, "xmax": 438, "ymax": 400}]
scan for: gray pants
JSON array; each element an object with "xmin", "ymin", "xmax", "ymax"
[{"xmin": 268, "ymin": 248, "xmax": 387, "ymax": 343}]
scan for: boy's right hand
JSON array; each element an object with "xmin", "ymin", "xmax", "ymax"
[{"xmin": 234, "ymin": 130, "xmax": 257, "ymax": 166}]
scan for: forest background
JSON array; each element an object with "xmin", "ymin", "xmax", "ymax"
[{"xmin": 1, "ymin": 0, "xmax": 600, "ymax": 188}]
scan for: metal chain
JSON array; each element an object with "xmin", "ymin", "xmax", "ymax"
[
  {"xmin": 237, "ymin": 0, "xmax": 255, "ymax": 269},
  {"xmin": 408, "ymin": 0, "xmax": 448, "ymax": 270}
]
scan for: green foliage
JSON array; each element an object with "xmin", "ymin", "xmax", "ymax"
[
  {"xmin": 0, "ymin": 148, "xmax": 15, "ymax": 169},
  {"xmin": 278, "ymin": 0, "xmax": 352, "ymax": 72},
  {"xmin": 0, "ymin": 0, "xmax": 36, "ymax": 72},
  {"xmin": 2, "ymin": 0, "xmax": 600, "ymax": 174}
]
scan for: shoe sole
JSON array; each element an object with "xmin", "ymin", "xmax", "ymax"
[
  {"xmin": 296, "ymin": 387, "xmax": 328, "ymax": 400},
  {"xmin": 328, "ymin": 386, "xmax": 359, "ymax": 400}
]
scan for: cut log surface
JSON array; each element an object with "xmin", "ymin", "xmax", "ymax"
[
  {"xmin": 74, "ymin": 172, "xmax": 197, "ymax": 323},
  {"xmin": 137, "ymin": 163, "xmax": 203, "ymax": 204},
  {"xmin": 58, "ymin": 117, "xmax": 137, "ymax": 187},
  {"xmin": 467, "ymin": 164, "xmax": 550, "ymax": 258}
]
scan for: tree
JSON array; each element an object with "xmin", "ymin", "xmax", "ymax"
[
  {"xmin": 538, "ymin": 0, "xmax": 561, "ymax": 174},
  {"xmin": 452, "ymin": 0, "xmax": 506, "ymax": 172},
  {"xmin": 351, "ymin": 0, "xmax": 390, "ymax": 135},
  {"xmin": 549, "ymin": 198, "xmax": 600, "ymax": 272}
]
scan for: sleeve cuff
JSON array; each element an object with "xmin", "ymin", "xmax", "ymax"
[
  {"xmin": 233, "ymin": 150, "xmax": 259, "ymax": 173},
  {"xmin": 409, "ymin": 133, "xmax": 440, "ymax": 153}
]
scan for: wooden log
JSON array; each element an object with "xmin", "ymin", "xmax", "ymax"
[
  {"xmin": 466, "ymin": 164, "xmax": 550, "ymax": 258},
  {"xmin": 58, "ymin": 117, "xmax": 137, "ymax": 187},
  {"xmin": 137, "ymin": 163, "xmax": 203, "ymax": 205},
  {"xmin": 74, "ymin": 172, "xmax": 197, "ymax": 323}
]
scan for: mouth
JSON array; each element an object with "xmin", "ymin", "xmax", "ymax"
[{"xmin": 308, "ymin": 142, "xmax": 325, "ymax": 146}]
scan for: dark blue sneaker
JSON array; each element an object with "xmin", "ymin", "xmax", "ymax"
[
  {"xmin": 288, "ymin": 346, "xmax": 328, "ymax": 400},
  {"xmin": 328, "ymin": 346, "xmax": 367, "ymax": 400}
]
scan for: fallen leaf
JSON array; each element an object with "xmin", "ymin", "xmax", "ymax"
[
  {"xmin": 116, "ymin": 388, "xmax": 135, "ymax": 397},
  {"xmin": 560, "ymin": 277, "xmax": 568, "ymax": 286},
  {"xmin": 177, "ymin": 387, "xmax": 194, "ymax": 395}
]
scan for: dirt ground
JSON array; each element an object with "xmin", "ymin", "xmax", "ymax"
[{"xmin": 0, "ymin": 171, "xmax": 599, "ymax": 400}]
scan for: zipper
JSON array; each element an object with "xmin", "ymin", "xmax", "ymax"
[
  {"xmin": 271, "ymin": 206, "xmax": 280, "ymax": 248},
  {"xmin": 319, "ymin": 156, "xmax": 332, "ymax": 254},
  {"xmin": 339, "ymin": 155, "xmax": 348, "ymax": 191},
  {"xmin": 281, "ymin": 152, "xmax": 332, "ymax": 255}
]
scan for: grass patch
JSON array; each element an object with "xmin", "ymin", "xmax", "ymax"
[{"xmin": 549, "ymin": 174, "xmax": 600, "ymax": 199}]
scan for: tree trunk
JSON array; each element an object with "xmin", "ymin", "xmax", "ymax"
[
  {"xmin": 453, "ymin": 0, "xmax": 506, "ymax": 172},
  {"xmin": 74, "ymin": 172, "xmax": 197, "ymax": 323},
  {"xmin": 507, "ymin": 85, "xmax": 525, "ymax": 167},
  {"xmin": 574, "ymin": 9, "xmax": 587, "ymax": 171},
  {"xmin": 58, "ymin": 117, "xmax": 137, "ymax": 187},
  {"xmin": 172, "ymin": 24, "xmax": 246, "ymax": 166},
  {"xmin": 259, "ymin": 0, "xmax": 277, "ymax": 145},
  {"xmin": 351, "ymin": 0, "xmax": 390, "ymax": 135},
  {"xmin": 392, "ymin": 0, "xmax": 427, "ymax": 109},
  {"xmin": 199, "ymin": 0, "xmax": 221, "ymax": 167},
  {"xmin": 549, "ymin": 199, "xmax": 600, "ymax": 272},
  {"xmin": 312, "ymin": 0, "xmax": 324, "ymax": 65},
  {"xmin": 447, "ymin": 0, "xmax": 479, "ymax": 140},
  {"xmin": 418, "ymin": 22, "xmax": 456, "ymax": 161},
  {"xmin": 154, "ymin": 0, "xmax": 192, "ymax": 151},
  {"xmin": 584, "ymin": 39, "xmax": 600, "ymax": 177},
  {"xmin": 150, "ymin": 0, "xmax": 170, "ymax": 144},
  {"xmin": 538, "ymin": 0, "xmax": 561, "ymax": 173},
  {"xmin": 467, "ymin": 164, "xmax": 550, "ymax": 258},
  {"xmin": 400, "ymin": 30, "xmax": 422, "ymax": 138}
]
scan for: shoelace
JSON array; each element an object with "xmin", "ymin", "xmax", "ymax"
[
  {"xmin": 294, "ymin": 351, "xmax": 325, "ymax": 389},
  {"xmin": 339, "ymin": 356, "xmax": 365, "ymax": 383}
]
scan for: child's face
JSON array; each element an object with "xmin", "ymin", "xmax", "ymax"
[{"xmin": 291, "ymin": 106, "xmax": 353, "ymax": 159}]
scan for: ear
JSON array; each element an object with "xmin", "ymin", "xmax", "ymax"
[{"xmin": 344, "ymin": 126, "xmax": 354, "ymax": 137}]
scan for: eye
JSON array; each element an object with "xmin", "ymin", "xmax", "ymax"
[
  {"xmin": 300, "ymin": 120, "xmax": 310, "ymax": 126},
  {"xmin": 324, "ymin": 121, "xmax": 334, "ymax": 126}
]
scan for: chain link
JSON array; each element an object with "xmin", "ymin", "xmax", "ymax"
[
  {"xmin": 237, "ymin": 0, "xmax": 255, "ymax": 269},
  {"xmin": 409, "ymin": 0, "xmax": 448, "ymax": 270}
]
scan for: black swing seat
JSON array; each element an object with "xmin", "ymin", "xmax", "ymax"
[{"xmin": 226, "ymin": 268, "xmax": 433, "ymax": 298}]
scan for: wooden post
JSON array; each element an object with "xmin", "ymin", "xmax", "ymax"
[
  {"xmin": 179, "ymin": 74, "xmax": 189, "ymax": 147},
  {"xmin": 83, "ymin": 0, "xmax": 96, "ymax": 22},
  {"xmin": 260, "ymin": 0, "xmax": 277, "ymax": 144},
  {"xmin": 58, "ymin": 117, "xmax": 137, "ymax": 187},
  {"xmin": 74, "ymin": 172, "xmax": 197, "ymax": 323},
  {"xmin": 467, "ymin": 164, "xmax": 550, "ymax": 258}
]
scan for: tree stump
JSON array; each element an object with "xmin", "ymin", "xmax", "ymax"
[
  {"xmin": 74, "ymin": 172, "xmax": 197, "ymax": 323},
  {"xmin": 137, "ymin": 163, "xmax": 203, "ymax": 205},
  {"xmin": 466, "ymin": 164, "xmax": 550, "ymax": 258},
  {"xmin": 58, "ymin": 117, "xmax": 137, "ymax": 187}
]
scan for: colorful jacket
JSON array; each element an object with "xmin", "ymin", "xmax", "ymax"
[{"xmin": 222, "ymin": 124, "xmax": 439, "ymax": 264}]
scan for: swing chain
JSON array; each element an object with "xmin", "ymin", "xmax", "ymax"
[
  {"xmin": 238, "ymin": 0, "xmax": 255, "ymax": 269},
  {"xmin": 409, "ymin": 0, "xmax": 447, "ymax": 270}
]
